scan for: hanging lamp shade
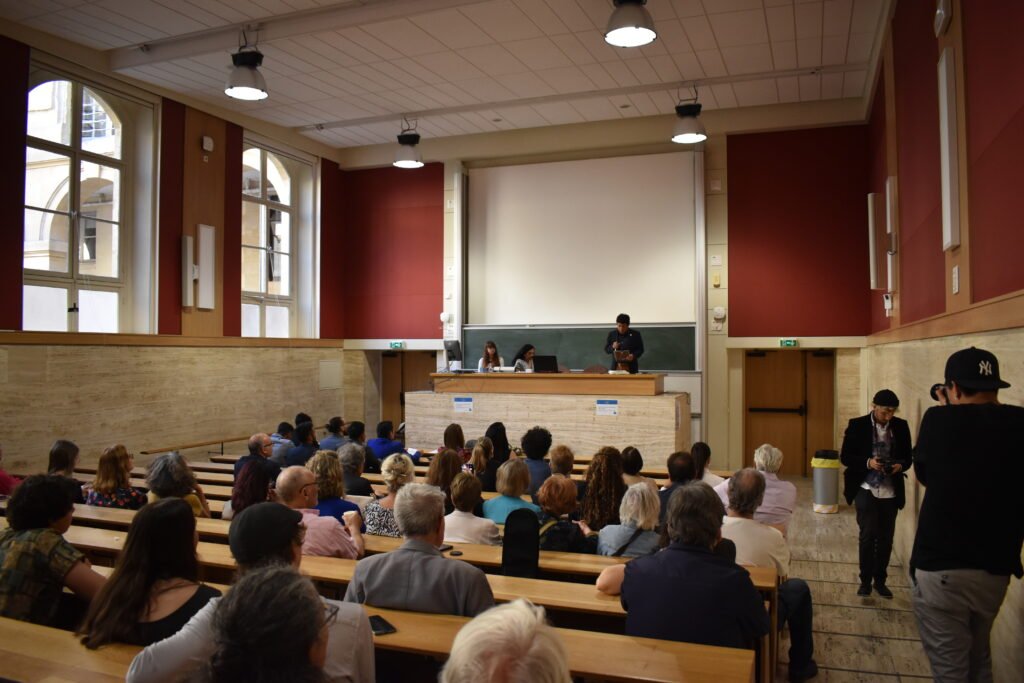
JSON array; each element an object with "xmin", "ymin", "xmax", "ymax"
[
  {"xmin": 393, "ymin": 132, "xmax": 424, "ymax": 169},
  {"xmin": 605, "ymin": 0, "xmax": 657, "ymax": 48},
  {"xmin": 225, "ymin": 48, "xmax": 268, "ymax": 101},
  {"xmin": 671, "ymin": 103, "xmax": 707, "ymax": 144}
]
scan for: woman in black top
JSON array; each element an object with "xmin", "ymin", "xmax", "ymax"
[
  {"xmin": 484, "ymin": 422, "xmax": 512, "ymax": 464},
  {"xmin": 47, "ymin": 439, "xmax": 85, "ymax": 504},
  {"xmin": 468, "ymin": 437, "xmax": 500, "ymax": 492},
  {"xmin": 79, "ymin": 498, "xmax": 220, "ymax": 647},
  {"xmin": 537, "ymin": 475, "xmax": 597, "ymax": 554}
]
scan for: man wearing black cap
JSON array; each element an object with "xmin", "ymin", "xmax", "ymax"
[
  {"xmin": 911, "ymin": 347, "xmax": 1024, "ymax": 683},
  {"xmin": 840, "ymin": 388, "xmax": 913, "ymax": 598}
]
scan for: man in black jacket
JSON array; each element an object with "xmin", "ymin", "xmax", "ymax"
[
  {"xmin": 911, "ymin": 347, "xmax": 1024, "ymax": 683},
  {"xmin": 840, "ymin": 389, "xmax": 912, "ymax": 598}
]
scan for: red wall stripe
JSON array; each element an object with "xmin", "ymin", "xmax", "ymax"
[
  {"xmin": 0, "ymin": 37, "xmax": 29, "ymax": 331},
  {"xmin": 319, "ymin": 158, "xmax": 346, "ymax": 339},
  {"xmin": 157, "ymin": 99, "xmax": 185, "ymax": 335},
  {"xmin": 222, "ymin": 123, "xmax": 242, "ymax": 337},
  {"xmin": 891, "ymin": 0, "xmax": 944, "ymax": 323},
  {"xmin": 728, "ymin": 126, "xmax": 870, "ymax": 337},
  {"xmin": 962, "ymin": 0, "xmax": 1024, "ymax": 302}
]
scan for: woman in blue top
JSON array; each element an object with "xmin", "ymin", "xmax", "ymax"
[
  {"xmin": 307, "ymin": 451, "xmax": 359, "ymax": 522},
  {"xmin": 597, "ymin": 482, "xmax": 661, "ymax": 558},
  {"xmin": 482, "ymin": 458, "xmax": 540, "ymax": 524}
]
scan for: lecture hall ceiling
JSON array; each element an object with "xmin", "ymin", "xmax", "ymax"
[{"xmin": 0, "ymin": 0, "xmax": 888, "ymax": 148}]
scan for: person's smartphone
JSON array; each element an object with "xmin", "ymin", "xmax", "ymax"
[
  {"xmin": 461, "ymin": 462, "xmax": 475, "ymax": 474},
  {"xmin": 437, "ymin": 544, "xmax": 453, "ymax": 553},
  {"xmin": 368, "ymin": 614, "xmax": 397, "ymax": 636}
]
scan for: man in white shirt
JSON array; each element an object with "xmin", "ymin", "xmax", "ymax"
[{"xmin": 721, "ymin": 468, "xmax": 817, "ymax": 683}]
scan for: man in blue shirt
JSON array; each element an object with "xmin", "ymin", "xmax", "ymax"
[
  {"xmin": 319, "ymin": 416, "xmax": 347, "ymax": 452},
  {"xmin": 366, "ymin": 421, "xmax": 409, "ymax": 463},
  {"xmin": 284, "ymin": 422, "xmax": 318, "ymax": 467}
]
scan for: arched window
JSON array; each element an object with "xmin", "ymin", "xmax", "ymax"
[{"xmin": 23, "ymin": 78, "xmax": 128, "ymax": 332}]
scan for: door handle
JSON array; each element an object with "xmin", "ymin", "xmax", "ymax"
[{"xmin": 748, "ymin": 404, "xmax": 806, "ymax": 416}]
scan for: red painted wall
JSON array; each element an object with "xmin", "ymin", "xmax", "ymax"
[
  {"xmin": 728, "ymin": 126, "xmax": 870, "ymax": 337},
  {"xmin": 340, "ymin": 163, "xmax": 444, "ymax": 339},
  {"xmin": 319, "ymin": 159, "xmax": 346, "ymax": 339},
  {"xmin": 962, "ymin": 1, "xmax": 1024, "ymax": 302},
  {"xmin": 867, "ymin": 74, "xmax": 890, "ymax": 334},
  {"xmin": 0, "ymin": 37, "xmax": 29, "ymax": 331},
  {"xmin": 892, "ymin": 0, "xmax": 944, "ymax": 323},
  {"xmin": 222, "ymin": 123, "xmax": 242, "ymax": 336},
  {"xmin": 157, "ymin": 99, "xmax": 185, "ymax": 335}
]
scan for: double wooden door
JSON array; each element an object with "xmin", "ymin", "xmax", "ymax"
[
  {"xmin": 743, "ymin": 350, "xmax": 835, "ymax": 477},
  {"xmin": 381, "ymin": 351, "xmax": 438, "ymax": 427}
]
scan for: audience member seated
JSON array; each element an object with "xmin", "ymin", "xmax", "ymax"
[
  {"xmin": 484, "ymin": 422, "xmax": 512, "ymax": 464},
  {"xmin": 521, "ymin": 426, "xmax": 553, "ymax": 496},
  {"xmin": 47, "ymin": 439, "xmax": 85, "ymax": 504},
  {"xmin": 483, "ymin": 458, "xmax": 541, "ymax": 524},
  {"xmin": 579, "ymin": 446, "xmax": 627, "ymax": 531},
  {"xmin": 338, "ymin": 443, "xmax": 374, "ymax": 497},
  {"xmin": 715, "ymin": 443, "xmax": 797, "ymax": 533},
  {"xmin": 618, "ymin": 482, "xmax": 769, "ymax": 649},
  {"xmin": 146, "ymin": 452, "xmax": 210, "ymax": 518},
  {"xmin": 221, "ymin": 458, "xmax": 273, "ymax": 521},
  {"xmin": 276, "ymin": 466, "xmax": 363, "ymax": 559},
  {"xmin": 367, "ymin": 420, "xmax": 411, "ymax": 464},
  {"xmin": 441, "ymin": 599, "xmax": 571, "ymax": 683},
  {"xmin": 442, "ymin": 423, "xmax": 471, "ymax": 461},
  {"xmin": 468, "ymin": 436, "xmax": 499, "ymax": 492},
  {"xmin": 0, "ymin": 443, "xmax": 22, "ymax": 495},
  {"xmin": 86, "ymin": 444, "xmax": 146, "ymax": 510},
  {"xmin": 234, "ymin": 433, "xmax": 282, "ymax": 481},
  {"xmin": 284, "ymin": 423, "xmax": 319, "ymax": 468},
  {"xmin": 344, "ymin": 484, "xmax": 495, "ymax": 616},
  {"xmin": 199, "ymin": 565, "xmax": 329, "ymax": 683},
  {"xmin": 79, "ymin": 498, "xmax": 220, "ymax": 647},
  {"xmin": 306, "ymin": 450, "xmax": 360, "ymax": 521},
  {"xmin": 692, "ymin": 441, "xmax": 724, "ymax": 487},
  {"xmin": 363, "ymin": 453, "xmax": 415, "ymax": 537},
  {"xmin": 537, "ymin": 475, "xmax": 597, "ymax": 553},
  {"xmin": 293, "ymin": 412, "xmax": 318, "ymax": 447},
  {"xmin": 127, "ymin": 502, "xmax": 374, "ymax": 683},
  {"xmin": 444, "ymin": 473, "xmax": 501, "ymax": 546},
  {"xmin": 343, "ymin": 421, "xmax": 379, "ymax": 473},
  {"xmin": 621, "ymin": 446, "xmax": 658, "ymax": 491},
  {"xmin": 548, "ymin": 444, "xmax": 584, "ymax": 500},
  {"xmin": 319, "ymin": 416, "xmax": 347, "ymax": 452},
  {"xmin": 0, "ymin": 475, "xmax": 106, "ymax": 627},
  {"xmin": 721, "ymin": 468, "xmax": 818, "ymax": 682},
  {"xmin": 597, "ymin": 483, "xmax": 661, "ymax": 558},
  {"xmin": 658, "ymin": 451, "xmax": 696, "ymax": 527},
  {"xmin": 427, "ymin": 448, "xmax": 463, "ymax": 513},
  {"xmin": 268, "ymin": 421, "xmax": 294, "ymax": 464}
]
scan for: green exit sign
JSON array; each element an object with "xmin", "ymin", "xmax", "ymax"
[
  {"xmin": 389, "ymin": 341, "xmax": 405, "ymax": 349},
  {"xmin": 779, "ymin": 338, "xmax": 799, "ymax": 348}
]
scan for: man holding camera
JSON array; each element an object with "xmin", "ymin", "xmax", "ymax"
[
  {"xmin": 840, "ymin": 389, "xmax": 912, "ymax": 598},
  {"xmin": 911, "ymin": 347, "xmax": 1024, "ymax": 683}
]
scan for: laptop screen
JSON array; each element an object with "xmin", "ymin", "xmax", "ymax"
[{"xmin": 532, "ymin": 355, "xmax": 559, "ymax": 373}]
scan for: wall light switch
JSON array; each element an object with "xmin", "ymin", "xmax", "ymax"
[{"xmin": 711, "ymin": 272, "xmax": 721, "ymax": 288}]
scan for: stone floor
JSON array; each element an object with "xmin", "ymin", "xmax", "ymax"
[{"xmin": 775, "ymin": 477, "xmax": 931, "ymax": 682}]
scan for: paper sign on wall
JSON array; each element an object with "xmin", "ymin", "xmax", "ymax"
[
  {"xmin": 595, "ymin": 399, "xmax": 619, "ymax": 416},
  {"xmin": 453, "ymin": 397, "xmax": 474, "ymax": 413}
]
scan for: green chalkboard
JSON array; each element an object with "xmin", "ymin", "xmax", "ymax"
[{"xmin": 463, "ymin": 325, "xmax": 696, "ymax": 372}]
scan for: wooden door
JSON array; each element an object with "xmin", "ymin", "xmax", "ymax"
[
  {"xmin": 745, "ymin": 350, "xmax": 806, "ymax": 476},
  {"xmin": 381, "ymin": 352, "xmax": 403, "ymax": 427},
  {"xmin": 805, "ymin": 350, "xmax": 836, "ymax": 465}
]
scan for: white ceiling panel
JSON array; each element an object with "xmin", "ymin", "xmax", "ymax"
[
  {"xmin": 794, "ymin": 1, "xmax": 824, "ymax": 39},
  {"xmin": 765, "ymin": 5, "xmax": 796, "ymax": 42},
  {"xmin": 652, "ymin": 19, "xmax": 694, "ymax": 53},
  {"xmin": 695, "ymin": 50, "xmax": 729, "ymax": 78},
  {"xmin": 796, "ymin": 37, "xmax": 822, "ymax": 68},
  {"xmin": 647, "ymin": 54, "xmax": 683, "ymax": 83},
  {"xmin": 681, "ymin": 15, "xmax": 719, "ymax": 52},
  {"xmin": 510, "ymin": 0, "xmax": 571, "ymax": 36},
  {"xmin": 732, "ymin": 78, "xmax": 781, "ymax": 107},
  {"xmin": 459, "ymin": 0, "xmax": 545, "ymax": 42},
  {"xmin": 850, "ymin": 0, "xmax": 883, "ymax": 34},
  {"xmin": 567, "ymin": 96, "xmax": 623, "ymax": 122},
  {"xmin": 709, "ymin": 10, "xmax": 770, "ymax": 47},
  {"xmin": 578, "ymin": 62, "xmax": 619, "ymax": 89},
  {"xmin": 414, "ymin": 51, "xmax": 488, "ymax": 82},
  {"xmin": 721, "ymin": 44, "xmax": 775, "ymax": 75},
  {"xmin": 843, "ymin": 69, "xmax": 867, "ymax": 98},
  {"xmin": 503, "ymin": 36, "xmax": 575, "ymax": 71},
  {"xmin": 823, "ymin": 0, "xmax": 853, "ymax": 36},
  {"xmin": 624, "ymin": 58, "xmax": 662, "ymax": 85},
  {"xmin": 710, "ymin": 84, "xmax": 738, "ymax": 109},
  {"xmin": 799, "ymin": 73, "xmax": 821, "ymax": 101},
  {"xmin": 537, "ymin": 65, "xmax": 597, "ymax": 94},
  {"xmin": 777, "ymin": 75, "xmax": 801, "ymax": 103},
  {"xmin": 494, "ymin": 71, "xmax": 558, "ymax": 98},
  {"xmin": 601, "ymin": 60, "xmax": 642, "ymax": 88},
  {"xmin": 532, "ymin": 100, "xmax": 586, "ymax": 125},
  {"xmin": 409, "ymin": 8, "xmax": 494, "ymax": 49},
  {"xmin": 822, "ymin": 35, "xmax": 848, "ymax": 65},
  {"xmin": 846, "ymin": 33, "xmax": 874, "ymax": 63},
  {"xmin": 670, "ymin": 51, "xmax": 706, "ymax": 80},
  {"xmin": 360, "ymin": 19, "xmax": 448, "ymax": 58},
  {"xmin": 772, "ymin": 40, "xmax": 798, "ymax": 70},
  {"xmin": 548, "ymin": 32, "xmax": 599, "ymax": 66},
  {"xmin": 821, "ymin": 71, "xmax": 844, "ymax": 99},
  {"xmin": 705, "ymin": 0, "xmax": 765, "ymax": 12}
]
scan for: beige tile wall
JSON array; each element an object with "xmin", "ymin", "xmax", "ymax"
[{"xmin": 0, "ymin": 344, "xmax": 345, "ymax": 472}]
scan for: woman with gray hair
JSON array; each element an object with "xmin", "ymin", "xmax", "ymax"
[
  {"xmin": 713, "ymin": 443, "xmax": 797, "ymax": 533},
  {"xmin": 596, "ymin": 483, "xmax": 661, "ymax": 557},
  {"xmin": 338, "ymin": 443, "xmax": 374, "ymax": 497},
  {"xmin": 145, "ymin": 452, "xmax": 210, "ymax": 518},
  {"xmin": 362, "ymin": 453, "xmax": 414, "ymax": 537}
]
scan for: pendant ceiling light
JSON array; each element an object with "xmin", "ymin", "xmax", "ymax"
[
  {"xmin": 225, "ymin": 31, "xmax": 268, "ymax": 101},
  {"xmin": 605, "ymin": 0, "xmax": 657, "ymax": 48},
  {"xmin": 394, "ymin": 118, "xmax": 424, "ymax": 169},
  {"xmin": 671, "ymin": 85, "xmax": 707, "ymax": 144}
]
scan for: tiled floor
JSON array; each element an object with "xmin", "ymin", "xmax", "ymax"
[{"xmin": 775, "ymin": 478, "xmax": 931, "ymax": 682}]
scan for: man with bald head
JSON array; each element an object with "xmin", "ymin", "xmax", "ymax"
[
  {"xmin": 276, "ymin": 466, "xmax": 363, "ymax": 559},
  {"xmin": 234, "ymin": 433, "xmax": 281, "ymax": 481}
]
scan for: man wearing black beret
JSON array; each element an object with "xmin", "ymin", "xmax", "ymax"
[{"xmin": 840, "ymin": 388, "xmax": 913, "ymax": 599}]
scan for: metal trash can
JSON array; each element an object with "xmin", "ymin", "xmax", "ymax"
[{"xmin": 811, "ymin": 449, "xmax": 840, "ymax": 514}]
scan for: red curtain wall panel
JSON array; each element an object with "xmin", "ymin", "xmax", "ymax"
[
  {"xmin": 319, "ymin": 159, "xmax": 346, "ymax": 339},
  {"xmin": 222, "ymin": 123, "xmax": 242, "ymax": 337},
  {"xmin": 157, "ymin": 99, "xmax": 186, "ymax": 335},
  {"xmin": 0, "ymin": 37, "xmax": 30, "ymax": 330}
]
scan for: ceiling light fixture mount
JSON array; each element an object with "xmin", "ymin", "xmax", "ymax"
[
  {"xmin": 225, "ymin": 28, "xmax": 268, "ymax": 101},
  {"xmin": 605, "ymin": 0, "xmax": 657, "ymax": 48},
  {"xmin": 671, "ymin": 85, "xmax": 707, "ymax": 144},
  {"xmin": 394, "ymin": 116, "xmax": 424, "ymax": 169}
]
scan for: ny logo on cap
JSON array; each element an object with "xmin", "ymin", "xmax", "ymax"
[{"xmin": 979, "ymin": 360, "xmax": 993, "ymax": 376}]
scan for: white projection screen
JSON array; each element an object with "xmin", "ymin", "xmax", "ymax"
[{"xmin": 467, "ymin": 152, "xmax": 697, "ymax": 325}]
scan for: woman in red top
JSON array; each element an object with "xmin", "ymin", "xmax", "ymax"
[{"xmin": 0, "ymin": 444, "xmax": 21, "ymax": 496}]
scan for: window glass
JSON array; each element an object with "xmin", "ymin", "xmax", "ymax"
[
  {"xmin": 78, "ymin": 215, "xmax": 119, "ymax": 278},
  {"xmin": 242, "ymin": 147, "xmax": 261, "ymax": 198},
  {"xmin": 78, "ymin": 289, "xmax": 119, "ymax": 332},
  {"xmin": 242, "ymin": 246, "xmax": 264, "ymax": 293},
  {"xmin": 80, "ymin": 160, "xmax": 121, "ymax": 223},
  {"xmin": 266, "ymin": 152, "xmax": 291, "ymax": 206},
  {"xmin": 81, "ymin": 88, "xmax": 121, "ymax": 159},
  {"xmin": 241, "ymin": 303, "xmax": 260, "ymax": 337},
  {"xmin": 265, "ymin": 305, "xmax": 290, "ymax": 338},
  {"xmin": 25, "ymin": 147, "xmax": 71, "ymax": 210},
  {"xmin": 27, "ymin": 80, "xmax": 71, "ymax": 145},
  {"xmin": 267, "ymin": 210, "xmax": 290, "ymax": 297},
  {"xmin": 24, "ymin": 208, "xmax": 70, "ymax": 273},
  {"xmin": 23, "ymin": 285, "xmax": 68, "ymax": 331}
]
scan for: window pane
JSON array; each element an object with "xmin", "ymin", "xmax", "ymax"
[
  {"xmin": 242, "ymin": 303, "xmax": 260, "ymax": 337},
  {"xmin": 78, "ymin": 217, "xmax": 119, "ymax": 278},
  {"xmin": 268, "ymin": 207, "xmax": 290, "ymax": 253},
  {"xmin": 25, "ymin": 147, "xmax": 71, "ymax": 210},
  {"xmin": 242, "ymin": 147, "xmax": 261, "ymax": 198},
  {"xmin": 81, "ymin": 88, "xmax": 121, "ymax": 159},
  {"xmin": 267, "ymin": 211, "xmax": 290, "ymax": 297},
  {"xmin": 24, "ymin": 208, "xmax": 70, "ymax": 273},
  {"xmin": 241, "ymin": 200, "xmax": 262, "ymax": 247},
  {"xmin": 266, "ymin": 152, "xmax": 291, "ymax": 206},
  {"xmin": 27, "ymin": 80, "xmax": 71, "ymax": 146},
  {"xmin": 265, "ymin": 305, "xmax": 290, "ymax": 338},
  {"xmin": 80, "ymin": 160, "xmax": 121, "ymax": 223},
  {"xmin": 78, "ymin": 289, "xmax": 119, "ymax": 333},
  {"xmin": 23, "ymin": 285, "xmax": 68, "ymax": 331},
  {"xmin": 241, "ymin": 246, "xmax": 264, "ymax": 293}
]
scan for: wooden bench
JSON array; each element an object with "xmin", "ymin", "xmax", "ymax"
[
  {"xmin": 138, "ymin": 435, "xmax": 251, "ymax": 456},
  {"xmin": 77, "ymin": 466, "xmax": 234, "ymax": 486}
]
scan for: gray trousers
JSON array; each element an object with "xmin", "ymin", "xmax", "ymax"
[{"xmin": 912, "ymin": 568, "xmax": 1009, "ymax": 683}]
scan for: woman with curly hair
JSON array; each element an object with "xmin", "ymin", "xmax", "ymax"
[
  {"xmin": 578, "ymin": 447, "xmax": 627, "ymax": 531},
  {"xmin": 363, "ymin": 453, "xmax": 414, "ymax": 537},
  {"xmin": 307, "ymin": 450, "xmax": 360, "ymax": 522}
]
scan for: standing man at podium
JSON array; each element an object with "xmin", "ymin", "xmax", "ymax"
[{"xmin": 605, "ymin": 313, "xmax": 644, "ymax": 374}]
